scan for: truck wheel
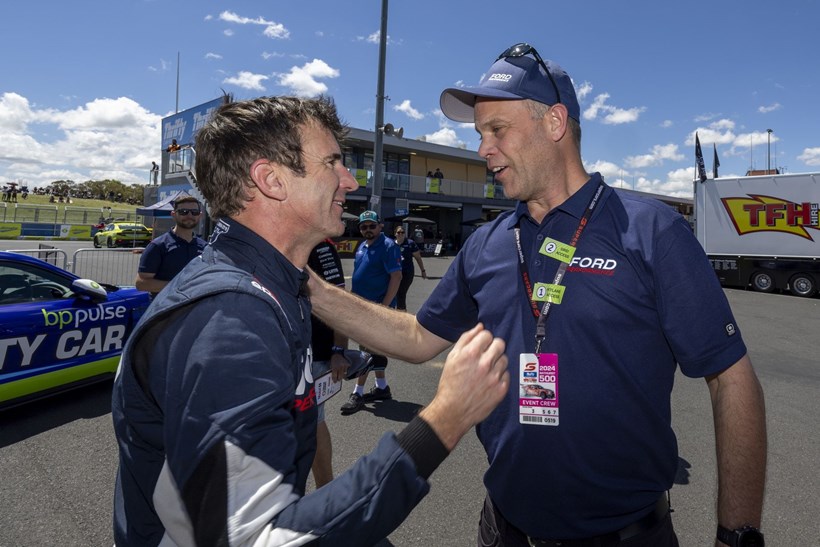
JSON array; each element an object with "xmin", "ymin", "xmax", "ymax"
[
  {"xmin": 751, "ymin": 271, "xmax": 774, "ymax": 293},
  {"xmin": 790, "ymin": 274, "xmax": 817, "ymax": 298}
]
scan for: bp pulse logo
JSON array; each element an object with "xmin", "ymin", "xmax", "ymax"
[{"xmin": 42, "ymin": 304, "xmax": 127, "ymax": 329}]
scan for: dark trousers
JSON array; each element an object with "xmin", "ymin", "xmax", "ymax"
[
  {"xmin": 396, "ymin": 270, "xmax": 414, "ymax": 310},
  {"xmin": 477, "ymin": 493, "xmax": 679, "ymax": 547}
]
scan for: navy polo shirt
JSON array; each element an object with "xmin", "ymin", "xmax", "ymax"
[
  {"xmin": 138, "ymin": 230, "xmax": 207, "ymax": 281},
  {"xmin": 397, "ymin": 238, "xmax": 421, "ymax": 274},
  {"xmin": 417, "ymin": 173, "xmax": 747, "ymax": 538}
]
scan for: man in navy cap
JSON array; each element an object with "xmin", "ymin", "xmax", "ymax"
[{"xmin": 309, "ymin": 44, "xmax": 766, "ymax": 546}]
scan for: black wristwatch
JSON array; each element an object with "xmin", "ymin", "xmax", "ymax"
[{"xmin": 717, "ymin": 525, "xmax": 764, "ymax": 547}]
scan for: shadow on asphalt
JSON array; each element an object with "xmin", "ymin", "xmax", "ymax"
[
  {"xmin": 356, "ymin": 399, "xmax": 423, "ymax": 423},
  {"xmin": 0, "ymin": 380, "xmax": 112, "ymax": 447}
]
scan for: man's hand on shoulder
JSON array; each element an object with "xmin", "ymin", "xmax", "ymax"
[{"xmin": 420, "ymin": 323, "xmax": 508, "ymax": 451}]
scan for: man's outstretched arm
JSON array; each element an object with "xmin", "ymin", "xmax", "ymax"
[{"xmin": 308, "ymin": 268, "xmax": 451, "ymax": 363}]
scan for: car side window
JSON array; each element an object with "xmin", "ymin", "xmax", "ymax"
[{"xmin": 0, "ymin": 263, "xmax": 74, "ymax": 304}]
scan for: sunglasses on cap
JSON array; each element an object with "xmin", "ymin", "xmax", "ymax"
[
  {"xmin": 496, "ymin": 42, "xmax": 562, "ymax": 106},
  {"xmin": 360, "ymin": 223, "xmax": 378, "ymax": 230},
  {"xmin": 175, "ymin": 208, "xmax": 201, "ymax": 216}
]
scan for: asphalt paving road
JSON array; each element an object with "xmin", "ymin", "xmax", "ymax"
[{"xmin": 0, "ymin": 249, "xmax": 818, "ymax": 546}]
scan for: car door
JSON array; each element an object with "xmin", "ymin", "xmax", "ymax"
[{"xmin": 0, "ymin": 259, "xmax": 128, "ymax": 407}]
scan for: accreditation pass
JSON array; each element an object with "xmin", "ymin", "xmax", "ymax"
[{"xmin": 519, "ymin": 353, "xmax": 559, "ymax": 426}]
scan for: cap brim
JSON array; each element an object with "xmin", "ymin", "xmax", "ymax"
[{"xmin": 440, "ymin": 86, "xmax": 527, "ymax": 123}]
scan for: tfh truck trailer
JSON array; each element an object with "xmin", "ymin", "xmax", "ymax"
[{"xmin": 693, "ymin": 172, "xmax": 820, "ymax": 297}]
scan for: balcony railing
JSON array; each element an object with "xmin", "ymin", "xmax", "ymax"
[
  {"xmin": 348, "ymin": 169, "xmax": 506, "ymax": 200},
  {"xmin": 169, "ymin": 148, "xmax": 195, "ymax": 174}
]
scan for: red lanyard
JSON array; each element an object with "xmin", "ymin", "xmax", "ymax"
[{"xmin": 515, "ymin": 182, "xmax": 605, "ymax": 353}]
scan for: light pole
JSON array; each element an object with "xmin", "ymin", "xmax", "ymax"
[
  {"xmin": 371, "ymin": 0, "xmax": 389, "ymax": 217},
  {"xmin": 767, "ymin": 129, "xmax": 773, "ymax": 174}
]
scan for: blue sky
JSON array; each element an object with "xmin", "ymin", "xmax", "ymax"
[{"xmin": 2, "ymin": 0, "xmax": 819, "ymax": 198}]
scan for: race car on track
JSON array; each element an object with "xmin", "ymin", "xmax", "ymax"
[
  {"xmin": 92, "ymin": 222, "xmax": 153, "ymax": 248},
  {"xmin": 0, "ymin": 251, "xmax": 150, "ymax": 410}
]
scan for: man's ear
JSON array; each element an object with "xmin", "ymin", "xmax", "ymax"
[
  {"xmin": 546, "ymin": 103, "xmax": 569, "ymax": 142},
  {"xmin": 250, "ymin": 159, "xmax": 288, "ymax": 201}
]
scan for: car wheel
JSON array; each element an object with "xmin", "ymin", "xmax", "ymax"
[
  {"xmin": 790, "ymin": 274, "xmax": 817, "ymax": 298},
  {"xmin": 107, "ymin": 237, "xmax": 116, "ymax": 248},
  {"xmin": 751, "ymin": 271, "xmax": 774, "ymax": 293},
  {"xmin": 539, "ymin": 392, "xmax": 547, "ymax": 400},
  {"xmin": 93, "ymin": 237, "xmax": 101, "ymax": 248}
]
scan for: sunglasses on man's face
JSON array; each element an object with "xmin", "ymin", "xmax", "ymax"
[
  {"xmin": 175, "ymin": 208, "xmax": 201, "ymax": 216},
  {"xmin": 395, "ymin": 230, "xmax": 405, "ymax": 234},
  {"xmin": 360, "ymin": 223, "xmax": 378, "ymax": 230},
  {"xmin": 496, "ymin": 42, "xmax": 562, "ymax": 106}
]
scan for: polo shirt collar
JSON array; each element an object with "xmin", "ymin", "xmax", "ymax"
[
  {"xmin": 363, "ymin": 232, "xmax": 386, "ymax": 248},
  {"xmin": 510, "ymin": 172, "xmax": 606, "ymax": 226}
]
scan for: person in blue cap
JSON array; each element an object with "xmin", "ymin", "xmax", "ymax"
[
  {"xmin": 339, "ymin": 210, "xmax": 403, "ymax": 415},
  {"xmin": 309, "ymin": 43, "xmax": 766, "ymax": 547}
]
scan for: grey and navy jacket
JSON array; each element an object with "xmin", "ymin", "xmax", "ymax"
[{"xmin": 112, "ymin": 218, "xmax": 448, "ymax": 546}]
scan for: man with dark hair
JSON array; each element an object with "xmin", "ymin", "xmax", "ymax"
[
  {"xmin": 112, "ymin": 95, "xmax": 510, "ymax": 546},
  {"xmin": 135, "ymin": 194, "xmax": 207, "ymax": 297},
  {"xmin": 309, "ymin": 45, "xmax": 766, "ymax": 547}
]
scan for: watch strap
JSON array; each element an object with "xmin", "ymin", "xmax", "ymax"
[
  {"xmin": 717, "ymin": 524, "xmax": 764, "ymax": 547},
  {"xmin": 717, "ymin": 525, "xmax": 737, "ymax": 547}
]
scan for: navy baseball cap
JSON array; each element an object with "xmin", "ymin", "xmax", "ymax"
[{"xmin": 440, "ymin": 51, "xmax": 580, "ymax": 123}]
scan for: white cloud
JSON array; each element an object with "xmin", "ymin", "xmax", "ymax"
[
  {"xmin": 582, "ymin": 93, "xmax": 645, "ymax": 125},
  {"xmin": 262, "ymin": 51, "xmax": 285, "ymax": 60},
  {"xmin": 422, "ymin": 127, "xmax": 464, "ymax": 148},
  {"xmin": 0, "ymin": 92, "xmax": 161, "ymax": 188},
  {"xmin": 694, "ymin": 113, "xmax": 720, "ymax": 123},
  {"xmin": 277, "ymin": 59, "xmax": 340, "ymax": 97},
  {"xmin": 661, "ymin": 120, "xmax": 673, "ymax": 128},
  {"xmin": 223, "ymin": 71, "xmax": 270, "ymax": 91},
  {"xmin": 205, "ymin": 52, "xmax": 222, "ymax": 60},
  {"xmin": 602, "ymin": 106, "xmax": 645, "ymax": 125},
  {"xmin": 393, "ymin": 99, "xmax": 424, "ymax": 120},
  {"xmin": 263, "ymin": 24, "xmax": 288, "ymax": 39},
  {"xmin": 583, "ymin": 93, "xmax": 608, "ymax": 120},
  {"xmin": 575, "ymin": 81, "xmax": 593, "ymax": 102},
  {"xmin": 633, "ymin": 167, "xmax": 697, "ymax": 198},
  {"xmin": 758, "ymin": 103, "xmax": 781, "ymax": 114},
  {"xmin": 585, "ymin": 160, "xmax": 622, "ymax": 182},
  {"xmin": 0, "ymin": 92, "xmax": 39, "ymax": 132},
  {"xmin": 223, "ymin": 29, "xmax": 234, "ymax": 37},
  {"xmin": 625, "ymin": 143, "xmax": 684, "ymax": 169},
  {"xmin": 218, "ymin": 10, "xmax": 290, "ymax": 39},
  {"xmin": 357, "ymin": 30, "xmax": 397, "ymax": 45},
  {"xmin": 797, "ymin": 147, "xmax": 820, "ymax": 166}
]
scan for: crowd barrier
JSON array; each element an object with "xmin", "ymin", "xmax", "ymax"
[{"xmin": 4, "ymin": 246, "xmax": 142, "ymax": 287}]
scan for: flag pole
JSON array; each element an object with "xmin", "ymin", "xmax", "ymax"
[{"xmin": 175, "ymin": 52, "xmax": 180, "ymax": 114}]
